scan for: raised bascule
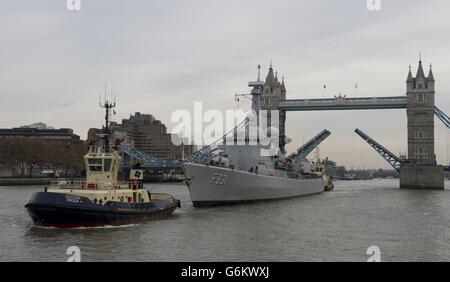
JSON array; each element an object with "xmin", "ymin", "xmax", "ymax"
[
  {"xmin": 276, "ymin": 59, "xmax": 448, "ymax": 190},
  {"xmin": 121, "ymin": 60, "xmax": 447, "ymax": 190}
]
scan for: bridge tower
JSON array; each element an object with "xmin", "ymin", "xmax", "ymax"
[
  {"xmin": 406, "ymin": 60, "xmax": 436, "ymax": 164},
  {"xmin": 261, "ymin": 64, "xmax": 287, "ymax": 153},
  {"xmin": 401, "ymin": 60, "xmax": 444, "ymax": 189}
]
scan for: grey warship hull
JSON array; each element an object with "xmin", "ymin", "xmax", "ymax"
[{"xmin": 184, "ymin": 163, "xmax": 324, "ymax": 207}]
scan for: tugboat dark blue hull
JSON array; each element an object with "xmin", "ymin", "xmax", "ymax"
[{"xmin": 25, "ymin": 192, "xmax": 180, "ymax": 228}]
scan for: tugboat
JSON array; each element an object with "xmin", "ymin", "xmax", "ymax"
[
  {"xmin": 25, "ymin": 101, "xmax": 180, "ymax": 228},
  {"xmin": 311, "ymin": 152, "xmax": 334, "ymax": 192}
]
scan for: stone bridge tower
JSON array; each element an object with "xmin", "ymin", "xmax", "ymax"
[
  {"xmin": 401, "ymin": 60, "xmax": 444, "ymax": 189},
  {"xmin": 406, "ymin": 60, "xmax": 436, "ymax": 164},
  {"xmin": 261, "ymin": 64, "xmax": 287, "ymax": 154}
]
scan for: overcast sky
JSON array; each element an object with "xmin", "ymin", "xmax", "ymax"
[{"xmin": 1, "ymin": 0, "xmax": 449, "ymax": 169}]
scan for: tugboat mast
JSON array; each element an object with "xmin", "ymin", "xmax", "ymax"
[{"xmin": 100, "ymin": 99, "xmax": 116, "ymax": 149}]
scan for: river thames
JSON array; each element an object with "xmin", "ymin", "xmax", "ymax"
[{"xmin": 1, "ymin": 179, "xmax": 449, "ymax": 262}]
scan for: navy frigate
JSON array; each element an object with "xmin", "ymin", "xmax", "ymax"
[{"xmin": 184, "ymin": 66, "xmax": 332, "ymax": 207}]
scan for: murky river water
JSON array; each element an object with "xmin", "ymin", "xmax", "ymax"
[{"xmin": 1, "ymin": 179, "xmax": 450, "ymax": 261}]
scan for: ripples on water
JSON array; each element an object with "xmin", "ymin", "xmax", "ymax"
[{"xmin": 1, "ymin": 180, "xmax": 449, "ymax": 261}]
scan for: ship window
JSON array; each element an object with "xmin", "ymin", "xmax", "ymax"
[
  {"xmin": 104, "ymin": 159, "xmax": 112, "ymax": 172},
  {"xmin": 88, "ymin": 158, "xmax": 102, "ymax": 172}
]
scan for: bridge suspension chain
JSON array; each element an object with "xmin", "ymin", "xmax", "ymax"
[
  {"xmin": 434, "ymin": 106, "xmax": 449, "ymax": 129},
  {"xmin": 118, "ymin": 145, "xmax": 181, "ymax": 168}
]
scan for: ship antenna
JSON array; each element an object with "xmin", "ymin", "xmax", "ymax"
[
  {"xmin": 257, "ymin": 64, "xmax": 261, "ymax": 81},
  {"xmin": 104, "ymin": 82, "xmax": 107, "ymax": 105},
  {"xmin": 100, "ymin": 91, "xmax": 116, "ymax": 150}
]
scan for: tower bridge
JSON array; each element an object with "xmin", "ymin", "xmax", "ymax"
[
  {"xmin": 255, "ymin": 60, "xmax": 448, "ymax": 190},
  {"xmin": 121, "ymin": 60, "xmax": 447, "ymax": 189}
]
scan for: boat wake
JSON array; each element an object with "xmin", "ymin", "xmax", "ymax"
[{"xmin": 31, "ymin": 224, "xmax": 140, "ymax": 230}]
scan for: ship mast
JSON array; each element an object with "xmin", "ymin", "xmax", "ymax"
[{"xmin": 100, "ymin": 97, "xmax": 116, "ymax": 149}]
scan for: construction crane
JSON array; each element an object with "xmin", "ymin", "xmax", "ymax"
[{"xmin": 354, "ymin": 128, "xmax": 403, "ymax": 172}]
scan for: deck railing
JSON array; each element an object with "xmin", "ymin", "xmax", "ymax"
[{"xmin": 50, "ymin": 179, "xmax": 130, "ymax": 189}]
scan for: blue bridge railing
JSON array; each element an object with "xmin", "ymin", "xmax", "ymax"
[{"xmin": 118, "ymin": 145, "xmax": 181, "ymax": 169}]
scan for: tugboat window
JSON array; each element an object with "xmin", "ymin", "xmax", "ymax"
[
  {"xmin": 104, "ymin": 159, "xmax": 112, "ymax": 172},
  {"xmin": 88, "ymin": 158, "xmax": 103, "ymax": 172}
]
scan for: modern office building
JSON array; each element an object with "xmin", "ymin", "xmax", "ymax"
[{"xmin": 88, "ymin": 112, "xmax": 195, "ymax": 160}]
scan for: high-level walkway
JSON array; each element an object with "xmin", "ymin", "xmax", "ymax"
[{"xmin": 278, "ymin": 96, "xmax": 407, "ymax": 111}]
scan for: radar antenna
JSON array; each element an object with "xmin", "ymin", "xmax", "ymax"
[{"xmin": 100, "ymin": 85, "xmax": 116, "ymax": 149}]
